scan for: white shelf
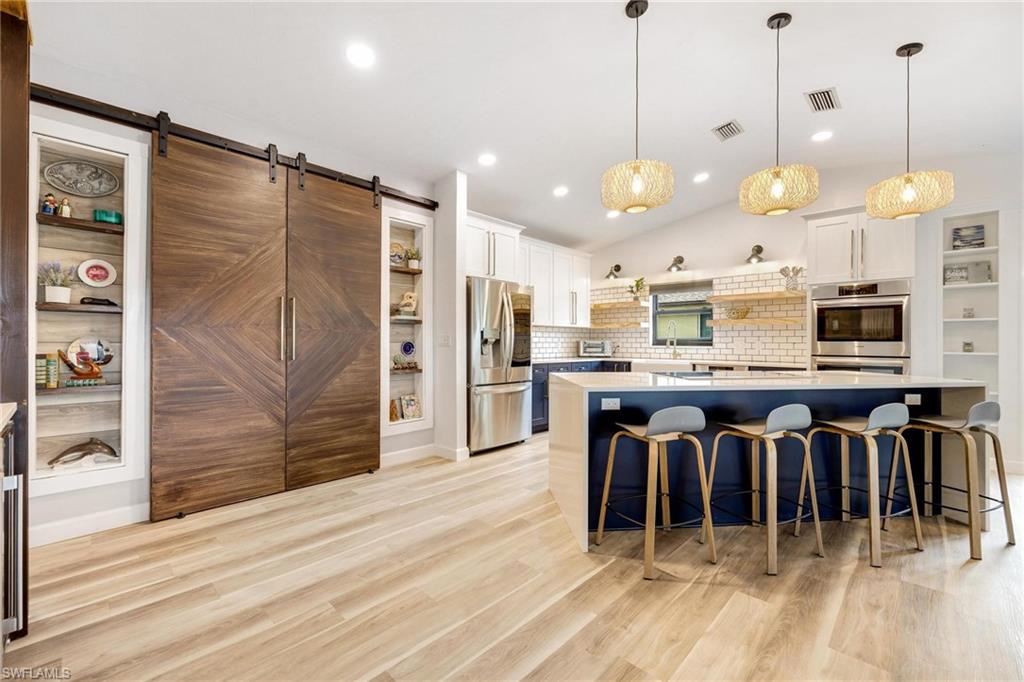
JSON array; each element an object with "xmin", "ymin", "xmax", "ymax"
[
  {"xmin": 943, "ymin": 317, "xmax": 998, "ymax": 323},
  {"xmin": 944, "ymin": 351, "xmax": 998, "ymax": 357},
  {"xmin": 943, "ymin": 282, "xmax": 998, "ymax": 290},
  {"xmin": 943, "ymin": 246, "xmax": 998, "ymax": 257}
]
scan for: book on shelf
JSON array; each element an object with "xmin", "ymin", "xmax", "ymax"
[
  {"xmin": 63, "ymin": 377, "xmax": 108, "ymax": 388},
  {"xmin": 35, "ymin": 354, "xmax": 47, "ymax": 389},
  {"xmin": 45, "ymin": 353, "xmax": 58, "ymax": 389}
]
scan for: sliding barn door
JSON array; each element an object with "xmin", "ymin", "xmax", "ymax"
[
  {"xmin": 285, "ymin": 169, "xmax": 380, "ymax": 488},
  {"xmin": 150, "ymin": 135, "xmax": 287, "ymax": 520}
]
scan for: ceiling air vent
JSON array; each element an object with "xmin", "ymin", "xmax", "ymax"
[
  {"xmin": 711, "ymin": 119, "xmax": 744, "ymax": 142},
  {"xmin": 804, "ymin": 87, "xmax": 841, "ymax": 112}
]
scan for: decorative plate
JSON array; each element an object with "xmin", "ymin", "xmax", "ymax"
[
  {"xmin": 389, "ymin": 242, "xmax": 406, "ymax": 265},
  {"xmin": 401, "ymin": 341, "xmax": 416, "ymax": 357},
  {"xmin": 77, "ymin": 259, "xmax": 117, "ymax": 287},
  {"xmin": 67, "ymin": 338, "xmax": 110, "ymax": 368},
  {"xmin": 43, "ymin": 160, "xmax": 120, "ymax": 197}
]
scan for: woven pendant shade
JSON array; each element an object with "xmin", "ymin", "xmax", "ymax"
[
  {"xmin": 601, "ymin": 159, "xmax": 674, "ymax": 214},
  {"xmin": 866, "ymin": 171, "xmax": 953, "ymax": 220},
  {"xmin": 739, "ymin": 164, "xmax": 819, "ymax": 216}
]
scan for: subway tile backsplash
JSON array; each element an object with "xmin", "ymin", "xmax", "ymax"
[{"xmin": 532, "ymin": 272, "xmax": 808, "ymax": 366}]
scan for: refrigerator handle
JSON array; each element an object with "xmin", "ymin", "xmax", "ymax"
[{"xmin": 502, "ymin": 290, "xmax": 515, "ymax": 373}]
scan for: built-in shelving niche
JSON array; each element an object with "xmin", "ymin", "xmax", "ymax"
[
  {"xmin": 28, "ymin": 113, "xmax": 149, "ymax": 496},
  {"xmin": 380, "ymin": 206, "xmax": 434, "ymax": 437}
]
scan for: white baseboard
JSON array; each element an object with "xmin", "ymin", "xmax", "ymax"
[
  {"xmin": 31, "ymin": 503, "xmax": 148, "ymax": 547},
  {"xmin": 380, "ymin": 444, "xmax": 439, "ymax": 468},
  {"xmin": 434, "ymin": 444, "xmax": 470, "ymax": 462},
  {"xmin": 1005, "ymin": 459, "xmax": 1024, "ymax": 475}
]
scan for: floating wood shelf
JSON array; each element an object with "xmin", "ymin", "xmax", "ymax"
[
  {"xmin": 36, "ymin": 212, "xmax": 124, "ymax": 236},
  {"xmin": 36, "ymin": 384, "xmax": 120, "ymax": 396},
  {"xmin": 591, "ymin": 300, "xmax": 650, "ymax": 312},
  {"xmin": 390, "ymin": 368, "xmax": 422, "ymax": 374},
  {"xmin": 390, "ymin": 317, "xmax": 423, "ymax": 325},
  {"xmin": 708, "ymin": 317, "xmax": 803, "ymax": 328},
  {"xmin": 706, "ymin": 291, "xmax": 805, "ymax": 304},
  {"xmin": 37, "ymin": 302, "xmax": 123, "ymax": 314},
  {"xmin": 390, "ymin": 265, "xmax": 423, "ymax": 276}
]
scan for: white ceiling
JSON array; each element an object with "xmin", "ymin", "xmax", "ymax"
[{"xmin": 28, "ymin": 2, "xmax": 1023, "ymax": 250}]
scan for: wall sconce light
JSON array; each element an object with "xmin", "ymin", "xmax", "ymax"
[
  {"xmin": 666, "ymin": 255, "xmax": 685, "ymax": 272},
  {"xmin": 605, "ymin": 264, "xmax": 622, "ymax": 279},
  {"xmin": 746, "ymin": 245, "xmax": 765, "ymax": 264}
]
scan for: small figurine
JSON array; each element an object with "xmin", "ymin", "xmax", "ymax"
[
  {"xmin": 41, "ymin": 193, "xmax": 58, "ymax": 215},
  {"xmin": 398, "ymin": 291, "xmax": 418, "ymax": 316},
  {"xmin": 58, "ymin": 197, "xmax": 73, "ymax": 218}
]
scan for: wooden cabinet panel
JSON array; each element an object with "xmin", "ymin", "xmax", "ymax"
[
  {"xmin": 285, "ymin": 169, "xmax": 380, "ymax": 488},
  {"xmin": 150, "ymin": 135, "xmax": 287, "ymax": 521}
]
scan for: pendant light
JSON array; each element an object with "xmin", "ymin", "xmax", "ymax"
[
  {"xmin": 601, "ymin": 0, "xmax": 674, "ymax": 215},
  {"xmin": 865, "ymin": 43, "xmax": 954, "ymax": 219},
  {"xmin": 739, "ymin": 13, "xmax": 819, "ymax": 216}
]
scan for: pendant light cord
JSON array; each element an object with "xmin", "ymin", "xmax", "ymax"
[
  {"xmin": 634, "ymin": 12, "xmax": 640, "ymax": 160},
  {"xmin": 905, "ymin": 53, "xmax": 911, "ymax": 174},
  {"xmin": 775, "ymin": 24, "xmax": 780, "ymax": 168}
]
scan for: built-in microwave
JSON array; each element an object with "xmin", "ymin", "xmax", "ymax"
[{"xmin": 811, "ymin": 280, "xmax": 910, "ymax": 359}]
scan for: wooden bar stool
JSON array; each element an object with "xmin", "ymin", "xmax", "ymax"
[
  {"xmin": 595, "ymin": 406, "xmax": 716, "ymax": 579},
  {"xmin": 703, "ymin": 404, "xmax": 824, "ymax": 576},
  {"xmin": 807, "ymin": 402, "xmax": 923, "ymax": 568},
  {"xmin": 894, "ymin": 401, "xmax": 1014, "ymax": 561}
]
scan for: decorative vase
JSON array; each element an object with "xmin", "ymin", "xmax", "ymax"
[
  {"xmin": 407, "ymin": 259, "xmax": 420, "ymax": 269},
  {"xmin": 43, "ymin": 285, "xmax": 71, "ymax": 304}
]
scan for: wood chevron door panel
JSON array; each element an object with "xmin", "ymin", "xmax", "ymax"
[
  {"xmin": 150, "ymin": 134, "xmax": 287, "ymax": 521},
  {"xmin": 285, "ymin": 169, "xmax": 380, "ymax": 488}
]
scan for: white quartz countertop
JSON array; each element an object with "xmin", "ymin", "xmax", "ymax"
[
  {"xmin": 535, "ymin": 357, "xmax": 807, "ymax": 369},
  {"xmin": 550, "ymin": 370, "xmax": 986, "ymax": 392},
  {"xmin": 0, "ymin": 402, "xmax": 17, "ymax": 425}
]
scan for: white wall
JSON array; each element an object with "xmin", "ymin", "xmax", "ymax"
[{"xmin": 591, "ymin": 152, "xmax": 1023, "ymax": 282}]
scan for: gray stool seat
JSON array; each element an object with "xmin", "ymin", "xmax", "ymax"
[
  {"xmin": 911, "ymin": 400, "xmax": 1000, "ymax": 431},
  {"xmin": 816, "ymin": 403, "xmax": 910, "ymax": 434},
  {"xmin": 597, "ymin": 405, "xmax": 715, "ymax": 579},
  {"xmin": 720, "ymin": 404, "xmax": 812, "ymax": 437}
]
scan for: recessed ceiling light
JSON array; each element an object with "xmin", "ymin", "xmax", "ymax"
[
  {"xmin": 811, "ymin": 130, "xmax": 833, "ymax": 142},
  {"xmin": 606, "ymin": 210, "xmax": 620, "ymax": 218},
  {"xmin": 477, "ymin": 152, "xmax": 497, "ymax": 167},
  {"xmin": 346, "ymin": 43, "xmax": 376, "ymax": 69},
  {"xmin": 553, "ymin": 185, "xmax": 569, "ymax": 198},
  {"xmin": 693, "ymin": 172, "xmax": 710, "ymax": 183}
]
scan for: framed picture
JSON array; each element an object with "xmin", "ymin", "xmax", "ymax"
[
  {"xmin": 400, "ymin": 394, "xmax": 421, "ymax": 420},
  {"xmin": 943, "ymin": 263, "xmax": 969, "ymax": 284},
  {"xmin": 951, "ymin": 225, "xmax": 985, "ymax": 250},
  {"xmin": 965, "ymin": 260, "xmax": 993, "ymax": 283},
  {"xmin": 389, "ymin": 399, "xmax": 403, "ymax": 422}
]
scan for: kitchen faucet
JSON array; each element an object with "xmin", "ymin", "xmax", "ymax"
[{"xmin": 666, "ymin": 320, "xmax": 680, "ymax": 359}]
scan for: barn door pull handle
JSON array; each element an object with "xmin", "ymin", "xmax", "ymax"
[
  {"xmin": 279, "ymin": 297, "xmax": 286, "ymax": 361},
  {"xmin": 290, "ymin": 297, "xmax": 297, "ymax": 361}
]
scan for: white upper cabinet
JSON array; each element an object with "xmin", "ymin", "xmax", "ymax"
[
  {"xmin": 515, "ymin": 241, "xmax": 529, "ymax": 286},
  {"xmin": 465, "ymin": 212, "xmax": 521, "ymax": 280},
  {"xmin": 571, "ymin": 254, "xmax": 591, "ymax": 328},
  {"xmin": 528, "ymin": 242, "xmax": 553, "ymax": 326},
  {"xmin": 859, "ymin": 215, "xmax": 915, "ymax": 280},
  {"xmin": 807, "ymin": 211, "xmax": 915, "ymax": 284},
  {"xmin": 551, "ymin": 250, "xmax": 573, "ymax": 326}
]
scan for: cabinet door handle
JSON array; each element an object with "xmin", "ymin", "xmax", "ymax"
[
  {"xmin": 290, "ymin": 297, "xmax": 297, "ymax": 361},
  {"xmin": 279, "ymin": 296, "xmax": 286, "ymax": 361},
  {"xmin": 849, "ymin": 230, "xmax": 855, "ymax": 277},
  {"xmin": 860, "ymin": 229, "xmax": 865, "ymax": 275}
]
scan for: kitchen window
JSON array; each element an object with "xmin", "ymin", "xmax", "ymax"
[{"xmin": 649, "ymin": 281, "xmax": 714, "ymax": 347}]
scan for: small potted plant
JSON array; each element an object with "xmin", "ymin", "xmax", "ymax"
[
  {"xmin": 38, "ymin": 261, "xmax": 75, "ymax": 304},
  {"xmin": 405, "ymin": 246, "xmax": 421, "ymax": 270},
  {"xmin": 627, "ymin": 276, "xmax": 647, "ymax": 301}
]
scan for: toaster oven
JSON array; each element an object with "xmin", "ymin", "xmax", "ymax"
[{"xmin": 578, "ymin": 340, "xmax": 613, "ymax": 357}]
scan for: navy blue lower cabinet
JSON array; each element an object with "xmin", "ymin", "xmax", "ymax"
[
  {"xmin": 571, "ymin": 361, "xmax": 602, "ymax": 372},
  {"xmin": 531, "ymin": 364, "xmax": 548, "ymax": 432}
]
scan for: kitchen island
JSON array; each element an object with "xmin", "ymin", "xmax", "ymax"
[{"xmin": 548, "ymin": 371, "xmax": 988, "ymax": 553}]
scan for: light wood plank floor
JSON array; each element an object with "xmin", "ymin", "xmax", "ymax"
[{"xmin": 9, "ymin": 434, "xmax": 1023, "ymax": 680}]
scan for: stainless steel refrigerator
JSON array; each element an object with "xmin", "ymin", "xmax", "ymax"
[{"xmin": 467, "ymin": 276, "xmax": 533, "ymax": 453}]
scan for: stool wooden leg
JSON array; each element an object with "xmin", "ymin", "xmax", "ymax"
[
  {"xmin": 923, "ymin": 429, "xmax": 934, "ymax": 517},
  {"xmin": 595, "ymin": 432, "xmax": 623, "ymax": 545},
  {"xmin": 864, "ymin": 434, "xmax": 882, "ymax": 568},
  {"xmin": 792, "ymin": 432, "xmax": 825, "ymax": 558},
  {"xmin": 699, "ymin": 431, "xmax": 727, "ymax": 545},
  {"xmin": 984, "ymin": 429, "xmax": 1015, "ymax": 545},
  {"xmin": 841, "ymin": 435, "xmax": 851, "ymax": 522},
  {"xmin": 883, "ymin": 434, "xmax": 900, "ymax": 531},
  {"xmin": 895, "ymin": 432, "xmax": 924, "ymax": 551},
  {"xmin": 959, "ymin": 431, "xmax": 983, "ymax": 560},
  {"xmin": 751, "ymin": 439, "xmax": 761, "ymax": 526},
  {"xmin": 794, "ymin": 441, "xmax": 808, "ymax": 538},
  {"xmin": 685, "ymin": 435, "xmax": 716, "ymax": 564},
  {"xmin": 658, "ymin": 441, "xmax": 671, "ymax": 531},
  {"xmin": 763, "ymin": 438, "xmax": 778, "ymax": 575},
  {"xmin": 644, "ymin": 439, "xmax": 659, "ymax": 579}
]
